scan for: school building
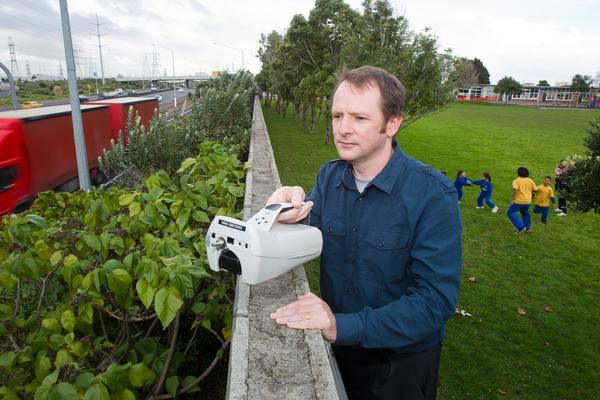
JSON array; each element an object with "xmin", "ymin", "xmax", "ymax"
[{"xmin": 457, "ymin": 84, "xmax": 600, "ymax": 109}]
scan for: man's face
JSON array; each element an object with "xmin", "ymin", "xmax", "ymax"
[
  {"xmin": 331, "ymin": 81, "xmax": 401, "ymax": 168},
  {"xmin": 543, "ymin": 177, "xmax": 551, "ymax": 186}
]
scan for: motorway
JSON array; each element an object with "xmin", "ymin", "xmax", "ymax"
[{"xmin": 0, "ymin": 87, "xmax": 196, "ymax": 113}]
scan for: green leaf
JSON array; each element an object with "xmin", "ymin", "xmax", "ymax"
[
  {"xmin": 76, "ymin": 372, "xmax": 95, "ymax": 390},
  {"xmin": 128, "ymin": 362, "xmax": 157, "ymax": 388},
  {"xmin": 195, "ymin": 194, "xmax": 208, "ymax": 210},
  {"xmin": 84, "ymin": 384, "xmax": 109, "ymax": 400},
  {"xmin": 139, "ymin": 258, "xmax": 159, "ymax": 286},
  {"xmin": 60, "ymin": 309, "xmax": 76, "ymax": 332},
  {"xmin": 134, "ymin": 337, "xmax": 158, "ymax": 356},
  {"xmin": 201, "ymin": 319, "xmax": 212, "ymax": 331},
  {"xmin": 0, "ymin": 388, "xmax": 20, "ymax": 400},
  {"xmin": 108, "ymin": 269, "xmax": 133, "ymax": 297},
  {"xmin": 34, "ymin": 354, "xmax": 52, "ymax": 380},
  {"xmin": 103, "ymin": 259, "xmax": 123, "ymax": 273},
  {"xmin": 111, "ymin": 389, "xmax": 137, "ymax": 400},
  {"xmin": 48, "ymin": 333, "xmax": 65, "ymax": 350},
  {"xmin": 156, "ymin": 170, "xmax": 174, "ymax": 187},
  {"xmin": 191, "ymin": 301, "xmax": 206, "ymax": 315},
  {"xmin": 34, "ymin": 240, "xmax": 51, "ymax": 261},
  {"xmin": 227, "ymin": 185, "xmax": 245, "ymax": 197},
  {"xmin": 145, "ymin": 175, "xmax": 162, "ymax": 191},
  {"xmin": 78, "ymin": 302, "xmax": 94, "ymax": 326},
  {"xmin": 102, "ymin": 363, "xmax": 131, "ymax": 392},
  {"xmin": 25, "ymin": 213, "xmax": 47, "ymax": 229},
  {"xmin": 129, "ymin": 201, "xmax": 141, "ymax": 217},
  {"xmin": 166, "ymin": 375, "xmax": 180, "ymax": 398},
  {"xmin": 177, "ymin": 157, "xmax": 196, "ymax": 173},
  {"xmin": 154, "ymin": 286, "xmax": 183, "ymax": 329},
  {"xmin": 82, "ymin": 233, "xmax": 102, "ymax": 252},
  {"xmin": 169, "ymin": 272, "xmax": 194, "ymax": 299},
  {"xmin": 119, "ymin": 193, "xmax": 136, "ymax": 206},
  {"xmin": 63, "ymin": 254, "xmax": 78, "ymax": 268},
  {"xmin": 110, "ymin": 236, "xmax": 125, "ymax": 255},
  {"xmin": 42, "ymin": 317, "xmax": 62, "ymax": 333},
  {"xmin": 64, "ymin": 332, "xmax": 75, "ymax": 345},
  {"xmin": 136, "ymin": 279, "xmax": 156, "ymax": 309},
  {"xmin": 0, "ymin": 351, "xmax": 16, "ymax": 373},
  {"xmin": 50, "ymin": 250, "xmax": 62, "ymax": 266},
  {"xmin": 21, "ymin": 256, "xmax": 42, "ymax": 280},
  {"xmin": 48, "ymin": 382, "xmax": 78, "ymax": 400},
  {"xmin": 176, "ymin": 207, "xmax": 191, "ymax": 230},
  {"xmin": 54, "ymin": 349, "xmax": 73, "ymax": 368},
  {"xmin": 192, "ymin": 210, "xmax": 210, "ymax": 223}
]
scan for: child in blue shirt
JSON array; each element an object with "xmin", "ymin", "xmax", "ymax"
[
  {"xmin": 454, "ymin": 170, "xmax": 472, "ymax": 202},
  {"xmin": 472, "ymin": 172, "xmax": 499, "ymax": 213}
]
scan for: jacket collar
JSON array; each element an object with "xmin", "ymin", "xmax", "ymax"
[{"xmin": 337, "ymin": 140, "xmax": 405, "ymax": 195}]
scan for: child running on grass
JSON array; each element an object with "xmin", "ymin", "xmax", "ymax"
[
  {"xmin": 507, "ymin": 167, "xmax": 538, "ymax": 233},
  {"xmin": 533, "ymin": 176, "xmax": 556, "ymax": 224},
  {"xmin": 473, "ymin": 172, "xmax": 499, "ymax": 213},
  {"xmin": 454, "ymin": 170, "xmax": 472, "ymax": 203}
]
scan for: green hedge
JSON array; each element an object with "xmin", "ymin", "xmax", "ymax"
[{"xmin": 0, "ymin": 142, "xmax": 247, "ymax": 399}]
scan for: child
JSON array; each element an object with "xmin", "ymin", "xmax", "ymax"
[
  {"xmin": 533, "ymin": 176, "xmax": 556, "ymax": 224},
  {"xmin": 472, "ymin": 172, "xmax": 499, "ymax": 213},
  {"xmin": 454, "ymin": 170, "xmax": 472, "ymax": 203},
  {"xmin": 507, "ymin": 167, "xmax": 538, "ymax": 233}
]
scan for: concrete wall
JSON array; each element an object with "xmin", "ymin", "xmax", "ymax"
[{"xmin": 225, "ymin": 97, "xmax": 346, "ymax": 400}]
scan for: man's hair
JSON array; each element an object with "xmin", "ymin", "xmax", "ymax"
[
  {"xmin": 332, "ymin": 66, "xmax": 406, "ymax": 122},
  {"xmin": 517, "ymin": 167, "xmax": 529, "ymax": 177},
  {"xmin": 483, "ymin": 172, "xmax": 491, "ymax": 181},
  {"xmin": 545, "ymin": 175, "xmax": 552, "ymax": 180}
]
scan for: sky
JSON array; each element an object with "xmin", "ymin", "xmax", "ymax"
[{"xmin": 0, "ymin": 0, "xmax": 599, "ymax": 85}]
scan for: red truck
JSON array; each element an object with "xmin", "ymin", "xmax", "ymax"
[{"xmin": 0, "ymin": 97, "xmax": 158, "ymax": 216}]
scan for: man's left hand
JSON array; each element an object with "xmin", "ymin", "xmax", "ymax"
[{"xmin": 270, "ymin": 292, "xmax": 337, "ymax": 343}]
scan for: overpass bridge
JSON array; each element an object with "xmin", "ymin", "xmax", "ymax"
[{"xmin": 115, "ymin": 72, "xmax": 213, "ymax": 87}]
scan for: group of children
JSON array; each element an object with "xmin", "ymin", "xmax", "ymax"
[{"xmin": 452, "ymin": 167, "xmax": 563, "ymax": 234}]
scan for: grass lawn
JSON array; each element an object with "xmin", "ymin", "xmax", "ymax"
[{"xmin": 263, "ymin": 101, "xmax": 600, "ymax": 400}]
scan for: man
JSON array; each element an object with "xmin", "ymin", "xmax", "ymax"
[{"xmin": 268, "ymin": 66, "xmax": 461, "ymax": 400}]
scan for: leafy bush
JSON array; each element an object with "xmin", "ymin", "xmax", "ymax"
[
  {"xmin": 100, "ymin": 71, "xmax": 255, "ymax": 189},
  {"xmin": 0, "ymin": 142, "xmax": 247, "ymax": 399},
  {"xmin": 99, "ymin": 109, "xmax": 208, "ymax": 189},
  {"xmin": 191, "ymin": 71, "xmax": 255, "ymax": 158},
  {"xmin": 564, "ymin": 117, "xmax": 600, "ymax": 213}
]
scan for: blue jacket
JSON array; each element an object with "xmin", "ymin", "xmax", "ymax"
[
  {"xmin": 472, "ymin": 179, "xmax": 493, "ymax": 194},
  {"xmin": 453, "ymin": 176, "xmax": 472, "ymax": 191},
  {"xmin": 306, "ymin": 142, "xmax": 462, "ymax": 353}
]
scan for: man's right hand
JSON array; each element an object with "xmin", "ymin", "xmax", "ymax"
[{"xmin": 267, "ymin": 186, "xmax": 313, "ymax": 223}]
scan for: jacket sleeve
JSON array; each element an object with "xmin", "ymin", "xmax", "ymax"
[{"xmin": 334, "ymin": 187, "xmax": 462, "ymax": 349}]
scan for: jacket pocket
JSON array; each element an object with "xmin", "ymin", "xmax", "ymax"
[
  {"xmin": 365, "ymin": 230, "xmax": 409, "ymax": 250},
  {"xmin": 363, "ymin": 229, "xmax": 411, "ymax": 284}
]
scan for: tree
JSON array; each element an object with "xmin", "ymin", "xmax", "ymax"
[
  {"xmin": 257, "ymin": 0, "xmax": 462, "ymax": 142},
  {"xmin": 494, "ymin": 76, "xmax": 523, "ymax": 98},
  {"xmin": 472, "ymin": 58, "xmax": 490, "ymax": 84},
  {"xmin": 457, "ymin": 59, "xmax": 480, "ymax": 86},
  {"xmin": 565, "ymin": 117, "xmax": 600, "ymax": 213},
  {"xmin": 571, "ymin": 74, "xmax": 592, "ymax": 92},
  {"xmin": 538, "ymin": 80, "xmax": 550, "ymax": 87}
]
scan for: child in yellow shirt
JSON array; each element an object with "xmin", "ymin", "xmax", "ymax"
[
  {"xmin": 507, "ymin": 167, "xmax": 538, "ymax": 233},
  {"xmin": 533, "ymin": 176, "xmax": 556, "ymax": 224}
]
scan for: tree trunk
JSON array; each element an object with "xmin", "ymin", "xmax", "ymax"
[
  {"xmin": 324, "ymin": 110, "xmax": 332, "ymax": 145},
  {"xmin": 310, "ymin": 101, "xmax": 321, "ymax": 133}
]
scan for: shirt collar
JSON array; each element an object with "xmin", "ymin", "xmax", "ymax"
[{"xmin": 337, "ymin": 141, "xmax": 405, "ymax": 195}]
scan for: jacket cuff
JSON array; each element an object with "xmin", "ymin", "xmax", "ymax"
[{"xmin": 334, "ymin": 313, "xmax": 363, "ymax": 346}]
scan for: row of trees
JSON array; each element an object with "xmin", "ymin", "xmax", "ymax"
[{"xmin": 256, "ymin": 0, "xmax": 462, "ymax": 142}]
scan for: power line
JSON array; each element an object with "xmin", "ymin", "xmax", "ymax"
[
  {"xmin": 91, "ymin": 14, "xmax": 106, "ymax": 85},
  {"xmin": 8, "ymin": 36, "xmax": 22, "ymax": 79}
]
